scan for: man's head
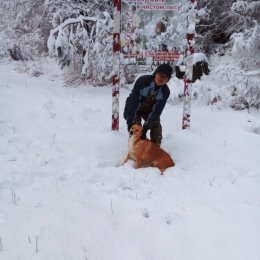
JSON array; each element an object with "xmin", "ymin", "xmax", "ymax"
[{"xmin": 153, "ymin": 64, "xmax": 173, "ymax": 86}]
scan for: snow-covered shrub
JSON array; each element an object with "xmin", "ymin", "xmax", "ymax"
[
  {"xmin": 194, "ymin": 0, "xmax": 260, "ymax": 111},
  {"xmin": 13, "ymin": 59, "xmax": 44, "ymax": 78},
  {"xmin": 196, "ymin": 0, "xmax": 260, "ymax": 54},
  {"xmin": 0, "ymin": 0, "xmax": 52, "ymax": 60},
  {"xmin": 231, "ymin": 1, "xmax": 260, "ymax": 20},
  {"xmin": 48, "ymin": 0, "xmax": 113, "ymax": 86},
  {"xmin": 193, "ymin": 58, "xmax": 260, "ymax": 110},
  {"xmin": 231, "ymin": 25, "xmax": 260, "ymax": 71}
]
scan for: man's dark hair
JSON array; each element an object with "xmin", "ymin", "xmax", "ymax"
[{"xmin": 153, "ymin": 64, "xmax": 173, "ymax": 80}]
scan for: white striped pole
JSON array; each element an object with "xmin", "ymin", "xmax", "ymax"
[
  {"xmin": 182, "ymin": 0, "xmax": 196, "ymax": 129},
  {"xmin": 112, "ymin": 0, "xmax": 121, "ymax": 131}
]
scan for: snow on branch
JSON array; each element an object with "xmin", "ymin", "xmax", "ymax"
[
  {"xmin": 48, "ymin": 4, "xmax": 113, "ymax": 86},
  {"xmin": 231, "ymin": 1, "xmax": 260, "ymax": 17},
  {"xmin": 51, "ymin": 15, "xmax": 107, "ymax": 35}
]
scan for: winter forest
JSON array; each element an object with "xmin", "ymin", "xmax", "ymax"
[
  {"xmin": 0, "ymin": 0, "xmax": 259, "ymax": 108},
  {"xmin": 0, "ymin": 1, "xmax": 260, "ymax": 260}
]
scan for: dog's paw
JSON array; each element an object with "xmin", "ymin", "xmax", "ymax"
[{"xmin": 134, "ymin": 162, "xmax": 142, "ymax": 169}]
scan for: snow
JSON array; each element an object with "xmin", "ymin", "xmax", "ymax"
[
  {"xmin": 193, "ymin": 52, "xmax": 209, "ymax": 64},
  {"xmin": 231, "ymin": 1, "xmax": 259, "ymax": 14},
  {"xmin": 0, "ymin": 59, "xmax": 260, "ymax": 260}
]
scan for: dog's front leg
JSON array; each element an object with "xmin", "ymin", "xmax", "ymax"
[
  {"xmin": 123, "ymin": 153, "xmax": 131, "ymax": 165},
  {"xmin": 135, "ymin": 158, "xmax": 142, "ymax": 169}
]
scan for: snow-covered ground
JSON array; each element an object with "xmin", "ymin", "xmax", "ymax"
[{"xmin": 0, "ymin": 59, "xmax": 260, "ymax": 260}]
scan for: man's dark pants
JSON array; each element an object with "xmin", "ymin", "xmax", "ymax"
[{"xmin": 134, "ymin": 114, "xmax": 162, "ymax": 146}]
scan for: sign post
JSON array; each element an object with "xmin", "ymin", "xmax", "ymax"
[
  {"xmin": 112, "ymin": 0, "xmax": 121, "ymax": 131},
  {"xmin": 182, "ymin": 0, "xmax": 196, "ymax": 129}
]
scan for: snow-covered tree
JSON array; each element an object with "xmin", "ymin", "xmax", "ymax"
[
  {"xmin": 230, "ymin": 1, "xmax": 260, "ymax": 71},
  {"xmin": 47, "ymin": 0, "xmax": 113, "ymax": 86},
  {"xmin": 232, "ymin": 26, "xmax": 260, "ymax": 70},
  {"xmin": 0, "ymin": 0, "xmax": 52, "ymax": 60},
  {"xmin": 196, "ymin": 0, "xmax": 260, "ymax": 54},
  {"xmin": 194, "ymin": 0, "xmax": 260, "ymax": 110}
]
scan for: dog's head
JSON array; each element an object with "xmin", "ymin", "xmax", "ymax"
[{"xmin": 129, "ymin": 124, "xmax": 143, "ymax": 140}]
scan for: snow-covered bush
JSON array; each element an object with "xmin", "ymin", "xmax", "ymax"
[
  {"xmin": 229, "ymin": 1, "xmax": 260, "ymax": 71},
  {"xmin": 48, "ymin": 0, "xmax": 113, "ymax": 86},
  {"xmin": 196, "ymin": 0, "xmax": 260, "ymax": 54},
  {"xmin": 194, "ymin": 0, "xmax": 260, "ymax": 110},
  {"xmin": 231, "ymin": 25, "xmax": 260, "ymax": 71},
  {"xmin": 0, "ymin": 0, "xmax": 52, "ymax": 60},
  {"xmin": 192, "ymin": 59, "xmax": 260, "ymax": 110}
]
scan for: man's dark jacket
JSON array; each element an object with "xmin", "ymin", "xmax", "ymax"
[{"xmin": 123, "ymin": 75, "xmax": 170, "ymax": 130}]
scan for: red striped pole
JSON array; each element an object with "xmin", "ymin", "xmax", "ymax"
[
  {"xmin": 112, "ymin": 0, "xmax": 121, "ymax": 131},
  {"xmin": 182, "ymin": 0, "xmax": 196, "ymax": 129}
]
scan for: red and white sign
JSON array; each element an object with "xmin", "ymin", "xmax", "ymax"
[{"xmin": 121, "ymin": 0, "xmax": 188, "ymax": 65}]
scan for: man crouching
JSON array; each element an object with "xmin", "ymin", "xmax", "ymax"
[{"xmin": 123, "ymin": 63, "xmax": 174, "ymax": 146}]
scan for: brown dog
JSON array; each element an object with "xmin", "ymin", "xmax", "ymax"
[{"xmin": 124, "ymin": 124, "xmax": 175, "ymax": 174}]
